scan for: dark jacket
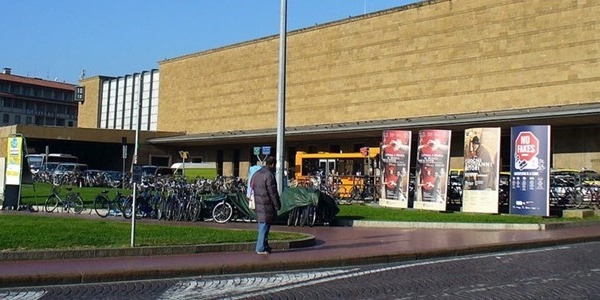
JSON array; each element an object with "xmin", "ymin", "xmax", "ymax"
[{"xmin": 251, "ymin": 166, "xmax": 281, "ymax": 223}]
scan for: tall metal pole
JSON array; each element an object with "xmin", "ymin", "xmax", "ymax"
[
  {"xmin": 131, "ymin": 73, "xmax": 143, "ymax": 248},
  {"xmin": 276, "ymin": 0, "xmax": 287, "ymax": 195}
]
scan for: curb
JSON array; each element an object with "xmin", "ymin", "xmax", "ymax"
[
  {"xmin": 333, "ymin": 219, "xmax": 600, "ymax": 231},
  {"xmin": 0, "ymin": 235, "xmax": 316, "ymax": 262}
]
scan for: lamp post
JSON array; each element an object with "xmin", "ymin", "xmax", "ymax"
[
  {"xmin": 276, "ymin": 0, "xmax": 287, "ymax": 195},
  {"xmin": 131, "ymin": 72, "xmax": 144, "ymax": 248}
]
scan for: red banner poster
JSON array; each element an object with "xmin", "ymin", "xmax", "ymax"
[
  {"xmin": 380, "ymin": 130, "xmax": 411, "ymax": 208},
  {"xmin": 413, "ymin": 129, "xmax": 451, "ymax": 211}
]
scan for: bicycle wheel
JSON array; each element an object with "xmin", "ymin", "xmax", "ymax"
[
  {"xmin": 212, "ymin": 201, "xmax": 233, "ymax": 224},
  {"xmin": 156, "ymin": 198, "xmax": 168, "ymax": 220},
  {"xmin": 351, "ymin": 187, "xmax": 362, "ymax": 201},
  {"xmin": 189, "ymin": 200, "xmax": 202, "ymax": 222},
  {"xmin": 69, "ymin": 193, "xmax": 85, "ymax": 214},
  {"xmin": 297, "ymin": 206, "xmax": 307, "ymax": 227},
  {"xmin": 122, "ymin": 196, "xmax": 133, "ymax": 219},
  {"xmin": 287, "ymin": 207, "xmax": 298, "ymax": 226},
  {"xmin": 44, "ymin": 194, "xmax": 60, "ymax": 213},
  {"xmin": 308, "ymin": 205, "xmax": 317, "ymax": 227},
  {"xmin": 574, "ymin": 186, "xmax": 588, "ymax": 209},
  {"xmin": 94, "ymin": 195, "xmax": 110, "ymax": 218}
]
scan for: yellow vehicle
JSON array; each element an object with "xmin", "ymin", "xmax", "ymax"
[{"xmin": 294, "ymin": 148, "xmax": 380, "ymax": 199}]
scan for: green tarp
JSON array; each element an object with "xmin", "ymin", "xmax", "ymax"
[{"xmin": 202, "ymin": 187, "xmax": 338, "ymax": 223}]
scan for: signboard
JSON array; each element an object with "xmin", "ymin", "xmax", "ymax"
[
  {"xmin": 379, "ymin": 130, "xmax": 411, "ymax": 208},
  {"xmin": 413, "ymin": 129, "xmax": 451, "ymax": 211},
  {"xmin": 462, "ymin": 127, "xmax": 501, "ymax": 214},
  {"xmin": 132, "ymin": 164, "xmax": 142, "ymax": 184},
  {"xmin": 262, "ymin": 146, "xmax": 271, "ymax": 155},
  {"xmin": 5, "ymin": 136, "xmax": 23, "ymax": 186},
  {"xmin": 253, "ymin": 147, "xmax": 261, "ymax": 155},
  {"xmin": 509, "ymin": 125, "xmax": 551, "ymax": 216}
]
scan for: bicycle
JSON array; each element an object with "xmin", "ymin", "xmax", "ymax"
[
  {"xmin": 287, "ymin": 204, "xmax": 317, "ymax": 227},
  {"xmin": 350, "ymin": 175, "xmax": 376, "ymax": 202},
  {"xmin": 212, "ymin": 195, "xmax": 234, "ymax": 224},
  {"xmin": 44, "ymin": 184, "xmax": 85, "ymax": 214},
  {"xmin": 93, "ymin": 188, "xmax": 127, "ymax": 218}
]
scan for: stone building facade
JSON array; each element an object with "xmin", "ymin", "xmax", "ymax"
[{"xmin": 80, "ymin": 0, "xmax": 600, "ymax": 176}]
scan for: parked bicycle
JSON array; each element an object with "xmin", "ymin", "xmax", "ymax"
[
  {"xmin": 44, "ymin": 184, "xmax": 85, "ymax": 214},
  {"xmin": 93, "ymin": 188, "xmax": 128, "ymax": 218}
]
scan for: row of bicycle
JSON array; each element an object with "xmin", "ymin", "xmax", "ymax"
[{"xmin": 41, "ymin": 176, "xmax": 326, "ymax": 227}]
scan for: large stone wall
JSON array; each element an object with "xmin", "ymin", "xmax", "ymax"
[{"xmin": 158, "ymin": 0, "xmax": 600, "ymax": 134}]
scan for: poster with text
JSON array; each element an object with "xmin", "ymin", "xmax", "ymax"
[
  {"xmin": 509, "ymin": 125, "xmax": 550, "ymax": 216},
  {"xmin": 379, "ymin": 130, "xmax": 411, "ymax": 208},
  {"xmin": 413, "ymin": 129, "xmax": 451, "ymax": 211},
  {"xmin": 5, "ymin": 136, "xmax": 23, "ymax": 185},
  {"xmin": 462, "ymin": 127, "xmax": 501, "ymax": 213}
]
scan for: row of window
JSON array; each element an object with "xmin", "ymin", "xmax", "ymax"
[
  {"xmin": 1, "ymin": 113, "xmax": 75, "ymax": 127},
  {"xmin": 0, "ymin": 82, "xmax": 74, "ymax": 102},
  {"xmin": 1, "ymin": 97, "xmax": 77, "ymax": 115}
]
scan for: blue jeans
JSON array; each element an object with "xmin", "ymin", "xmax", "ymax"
[{"xmin": 256, "ymin": 222, "xmax": 271, "ymax": 252}]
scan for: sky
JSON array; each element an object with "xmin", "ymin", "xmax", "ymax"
[{"xmin": 1, "ymin": 0, "xmax": 418, "ymax": 84}]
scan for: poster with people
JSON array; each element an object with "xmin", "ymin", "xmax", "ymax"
[
  {"xmin": 509, "ymin": 125, "xmax": 551, "ymax": 216},
  {"xmin": 413, "ymin": 129, "xmax": 451, "ymax": 211},
  {"xmin": 462, "ymin": 127, "xmax": 501, "ymax": 213},
  {"xmin": 379, "ymin": 130, "xmax": 411, "ymax": 208}
]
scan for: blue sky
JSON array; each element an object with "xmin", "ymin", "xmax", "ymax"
[{"xmin": 2, "ymin": 0, "xmax": 417, "ymax": 84}]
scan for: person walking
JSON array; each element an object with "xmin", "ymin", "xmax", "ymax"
[{"xmin": 250, "ymin": 156, "xmax": 281, "ymax": 255}]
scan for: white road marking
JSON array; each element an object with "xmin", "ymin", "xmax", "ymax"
[
  {"xmin": 160, "ymin": 246, "xmax": 572, "ymax": 299},
  {"xmin": 0, "ymin": 291, "xmax": 46, "ymax": 300}
]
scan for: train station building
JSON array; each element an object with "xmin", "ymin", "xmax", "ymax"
[{"xmin": 4, "ymin": 0, "xmax": 600, "ymax": 177}]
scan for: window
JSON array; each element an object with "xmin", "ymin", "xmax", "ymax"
[
  {"xmin": 3, "ymin": 114, "xmax": 9, "ymax": 124},
  {"xmin": 57, "ymin": 105, "xmax": 66, "ymax": 114},
  {"xmin": 14, "ymin": 115, "xmax": 21, "ymax": 124},
  {"xmin": 12, "ymin": 100, "xmax": 23, "ymax": 109},
  {"xmin": 3, "ymin": 99, "xmax": 11, "ymax": 107},
  {"xmin": 26, "ymin": 116, "xmax": 32, "ymax": 124}
]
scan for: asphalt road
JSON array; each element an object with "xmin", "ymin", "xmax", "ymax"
[{"xmin": 2, "ymin": 241, "xmax": 600, "ymax": 299}]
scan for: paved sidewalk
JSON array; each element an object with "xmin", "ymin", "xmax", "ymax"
[{"xmin": 2, "ymin": 212, "xmax": 600, "ymax": 288}]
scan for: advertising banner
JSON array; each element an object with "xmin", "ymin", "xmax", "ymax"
[
  {"xmin": 379, "ymin": 130, "xmax": 411, "ymax": 208},
  {"xmin": 5, "ymin": 136, "xmax": 23, "ymax": 186},
  {"xmin": 509, "ymin": 125, "xmax": 551, "ymax": 216},
  {"xmin": 413, "ymin": 129, "xmax": 451, "ymax": 211},
  {"xmin": 462, "ymin": 127, "xmax": 501, "ymax": 213}
]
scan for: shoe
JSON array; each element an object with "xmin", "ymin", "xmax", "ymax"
[{"xmin": 256, "ymin": 251, "xmax": 269, "ymax": 255}]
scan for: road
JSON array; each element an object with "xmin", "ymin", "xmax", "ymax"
[{"xmin": 2, "ymin": 241, "xmax": 599, "ymax": 299}]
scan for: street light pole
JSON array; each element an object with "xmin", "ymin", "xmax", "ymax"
[
  {"xmin": 276, "ymin": 0, "xmax": 287, "ymax": 195},
  {"xmin": 131, "ymin": 72, "xmax": 143, "ymax": 248}
]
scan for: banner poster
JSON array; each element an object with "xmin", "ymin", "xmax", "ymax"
[
  {"xmin": 379, "ymin": 130, "xmax": 411, "ymax": 208},
  {"xmin": 5, "ymin": 136, "xmax": 23, "ymax": 186},
  {"xmin": 509, "ymin": 125, "xmax": 551, "ymax": 216},
  {"xmin": 462, "ymin": 127, "xmax": 501, "ymax": 214},
  {"xmin": 413, "ymin": 129, "xmax": 451, "ymax": 211}
]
